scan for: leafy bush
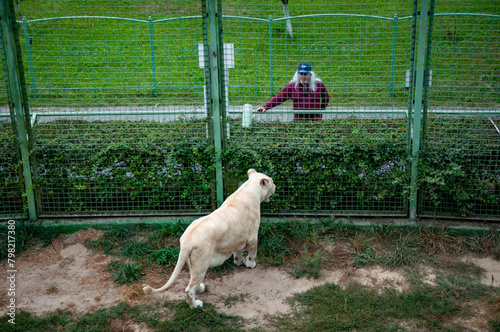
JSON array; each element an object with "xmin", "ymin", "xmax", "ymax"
[
  {"xmin": 4, "ymin": 114, "xmax": 498, "ymax": 219},
  {"xmin": 418, "ymin": 115, "xmax": 500, "ymax": 218},
  {"xmin": 0, "ymin": 122, "xmax": 25, "ymax": 218},
  {"xmin": 29, "ymin": 116, "xmax": 410, "ymax": 216},
  {"xmin": 225, "ymin": 117, "xmax": 409, "ymax": 214},
  {"xmin": 33, "ymin": 119, "xmax": 215, "ymax": 214}
]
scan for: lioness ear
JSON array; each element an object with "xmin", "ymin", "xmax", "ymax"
[
  {"xmin": 260, "ymin": 178, "xmax": 269, "ymax": 187},
  {"xmin": 248, "ymin": 169, "xmax": 256, "ymax": 177}
]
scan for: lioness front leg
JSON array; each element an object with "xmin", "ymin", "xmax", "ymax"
[
  {"xmin": 244, "ymin": 239, "xmax": 258, "ymax": 268},
  {"xmin": 233, "ymin": 250, "xmax": 245, "ymax": 266}
]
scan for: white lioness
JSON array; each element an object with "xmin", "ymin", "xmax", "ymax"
[{"xmin": 143, "ymin": 169, "xmax": 275, "ymax": 308}]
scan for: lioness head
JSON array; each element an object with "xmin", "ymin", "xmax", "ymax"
[{"xmin": 247, "ymin": 169, "xmax": 275, "ymax": 202}]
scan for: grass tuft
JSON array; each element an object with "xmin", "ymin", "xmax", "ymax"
[
  {"xmin": 147, "ymin": 246, "xmax": 180, "ymax": 266},
  {"xmin": 45, "ymin": 284, "xmax": 59, "ymax": 294},
  {"xmin": 220, "ymin": 293, "xmax": 249, "ymax": 308},
  {"xmin": 381, "ymin": 234, "xmax": 422, "ymax": 268},
  {"xmin": 258, "ymin": 224, "xmax": 291, "ymax": 265},
  {"xmin": 432, "ymin": 273, "xmax": 493, "ymax": 302},
  {"xmin": 155, "ymin": 302, "xmax": 245, "ymax": 332},
  {"xmin": 292, "ymin": 249, "xmax": 327, "ymax": 279},
  {"xmin": 121, "ymin": 239, "xmax": 153, "ymax": 259},
  {"xmin": 107, "ymin": 260, "xmax": 143, "ymax": 285},
  {"xmin": 486, "ymin": 296, "xmax": 500, "ymax": 322},
  {"xmin": 103, "ymin": 229, "xmax": 133, "ymax": 241},
  {"xmin": 84, "ymin": 238, "xmax": 118, "ymax": 254}
]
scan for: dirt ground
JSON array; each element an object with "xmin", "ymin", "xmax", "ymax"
[{"xmin": 1, "ymin": 228, "xmax": 499, "ymax": 331}]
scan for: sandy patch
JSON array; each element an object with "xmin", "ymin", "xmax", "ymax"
[
  {"xmin": 0, "ymin": 229, "xmax": 121, "ymax": 315},
  {"xmin": 464, "ymin": 256, "xmax": 500, "ymax": 287},
  {"xmin": 1, "ymin": 228, "xmax": 499, "ymax": 329}
]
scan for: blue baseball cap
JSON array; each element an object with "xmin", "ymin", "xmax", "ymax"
[{"xmin": 298, "ymin": 62, "xmax": 312, "ymax": 74}]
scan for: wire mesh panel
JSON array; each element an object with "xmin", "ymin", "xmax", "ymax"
[
  {"xmin": 16, "ymin": 0, "xmax": 213, "ymax": 216},
  {"xmin": 0, "ymin": 115, "xmax": 26, "ymax": 219},
  {"xmin": 2, "ymin": 0, "xmax": 499, "ymax": 220},
  {"xmin": 0, "ymin": 2, "xmax": 27, "ymax": 220},
  {"xmin": 419, "ymin": 1, "xmax": 500, "ymax": 219},
  {"xmin": 221, "ymin": 1, "xmax": 415, "ymax": 215}
]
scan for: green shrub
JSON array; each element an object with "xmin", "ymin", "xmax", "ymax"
[
  {"xmin": 6, "ymin": 115, "xmax": 499, "ymax": 218},
  {"xmin": 418, "ymin": 115, "xmax": 500, "ymax": 218}
]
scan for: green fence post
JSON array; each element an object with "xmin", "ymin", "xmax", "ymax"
[
  {"xmin": 389, "ymin": 14, "xmax": 398, "ymax": 98},
  {"xmin": 0, "ymin": 0, "xmax": 37, "ymax": 221},
  {"xmin": 217, "ymin": 0, "xmax": 227, "ymax": 146},
  {"xmin": 148, "ymin": 16, "xmax": 158, "ymax": 97},
  {"xmin": 269, "ymin": 16, "xmax": 273, "ymax": 97},
  {"xmin": 207, "ymin": 0, "xmax": 224, "ymax": 207},
  {"xmin": 405, "ymin": 1, "xmax": 418, "ymax": 217},
  {"xmin": 409, "ymin": 0, "xmax": 430, "ymax": 222},
  {"xmin": 420, "ymin": 0, "xmax": 436, "ymax": 152},
  {"xmin": 22, "ymin": 17, "xmax": 37, "ymax": 98}
]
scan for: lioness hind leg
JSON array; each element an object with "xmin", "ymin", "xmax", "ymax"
[
  {"xmin": 186, "ymin": 287, "xmax": 203, "ymax": 308},
  {"xmin": 185, "ymin": 280, "xmax": 205, "ymax": 308},
  {"xmin": 185, "ymin": 268, "xmax": 207, "ymax": 308},
  {"xmin": 197, "ymin": 283, "xmax": 206, "ymax": 293},
  {"xmin": 184, "ymin": 247, "xmax": 213, "ymax": 308}
]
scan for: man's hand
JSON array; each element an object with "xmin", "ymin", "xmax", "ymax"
[{"xmin": 256, "ymin": 106, "xmax": 266, "ymax": 112}]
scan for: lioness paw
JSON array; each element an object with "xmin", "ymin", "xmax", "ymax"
[
  {"xmin": 197, "ymin": 283, "xmax": 206, "ymax": 293},
  {"xmin": 194, "ymin": 300, "xmax": 203, "ymax": 308},
  {"xmin": 143, "ymin": 286, "xmax": 153, "ymax": 294},
  {"xmin": 245, "ymin": 259, "xmax": 257, "ymax": 269}
]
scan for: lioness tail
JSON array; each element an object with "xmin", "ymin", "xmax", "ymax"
[{"xmin": 143, "ymin": 247, "xmax": 189, "ymax": 294}]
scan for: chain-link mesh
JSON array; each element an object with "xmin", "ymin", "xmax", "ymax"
[
  {"xmin": 0, "ymin": 117, "xmax": 26, "ymax": 219},
  {"xmin": 419, "ymin": 1, "xmax": 500, "ymax": 219},
  {"xmin": 1, "ymin": 0, "xmax": 499, "ymax": 220},
  {"xmin": 0, "ymin": 1, "xmax": 27, "ymax": 219},
  {"xmin": 222, "ymin": 1, "xmax": 415, "ymax": 215},
  {"xmin": 16, "ymin": 0, "xmax": 212, "ymax": 216}
]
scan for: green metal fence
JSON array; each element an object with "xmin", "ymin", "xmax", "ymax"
[
  {"xmin": 221, "ymin": 5, "xmax": 416, "ymax": 216},
  {"xmin": 418, "ymin": 6, "xmax": 500, "ymax": 220},
  {"xmin": 0, "ymin": 118, "xmax": 25, "ymax": 219},
  {"xmin": 18, "ymin": 15, "xmax": 206, "ymax": 105},
  {"xmin": 0, "ymin": 0, "xmax": 498, "ymax": 221},
  {"xmin": 18, "ymin": 14, "xmax": 416, "ymax": 105}
]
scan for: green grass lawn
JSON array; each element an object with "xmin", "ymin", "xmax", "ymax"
[
  {"xmin": 1, "ymin": 219, "xmax": 499, "ymax": 331},
  {"xmin": 3, "ymin": 0, "xmax": 497, "ymax": 109}
]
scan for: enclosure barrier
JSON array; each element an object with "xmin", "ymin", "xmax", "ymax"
[
  {"xmin": 0, "ymin": 0, "xmax": 498, "ymax": 222},
  {"xmin": 17, "ymin": 14, "xmax": 416, "ymax": 100}
]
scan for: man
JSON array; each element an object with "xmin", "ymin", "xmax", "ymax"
[{"xmin": 256, "ymin": 62, "xmax": 330, "ymax": 120}]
